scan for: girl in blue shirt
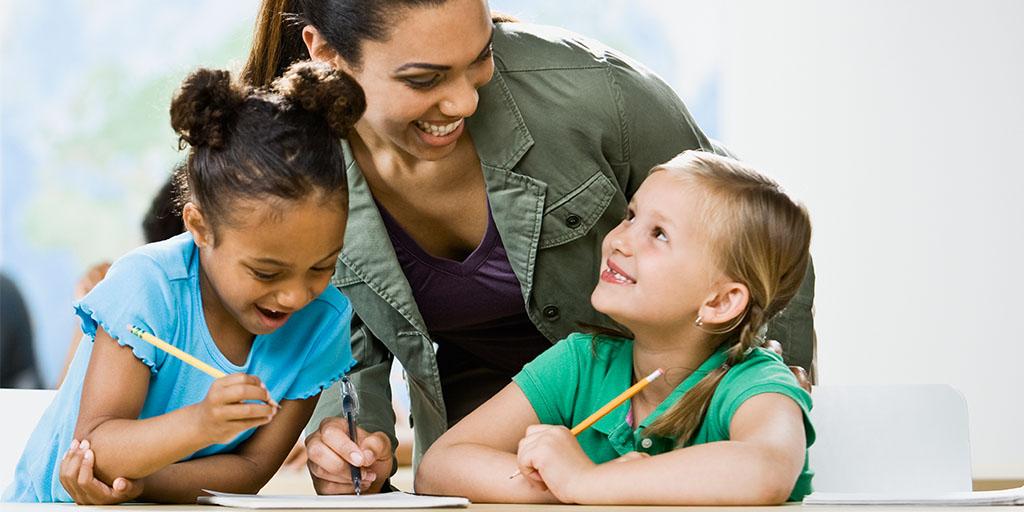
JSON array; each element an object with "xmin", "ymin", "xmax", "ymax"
[
  {"xmin": 4, "ymin": 61, "xmax": 365, "ymax": 503},
  {"xmin": 419, "ymin": 151, "xmax": 814, "ymax": 504}
]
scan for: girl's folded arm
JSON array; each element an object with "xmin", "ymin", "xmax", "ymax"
[
  {"xmin": 571, "ymin": 393, "xmax": 806, "ymax": 505},
  {"xmin": 74, "ymin": 326, "xmax": 214, "ymax": 482},
  {"xmin": 137, "ymin": 396, "xmax": 319, "ymax": 503},
  {"xmin": 415, "ymin": 382, "xmax": 559, "ymax": 504}
]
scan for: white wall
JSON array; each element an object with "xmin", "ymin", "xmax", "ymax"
[{"xmin": 719, "ymin": 0, "xmax": 1024, "ymax": 478}]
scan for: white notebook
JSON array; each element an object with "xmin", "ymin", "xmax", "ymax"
[
  {"xmin": 198, "ymin": 490, "xmax": 470, "ymax": 509},
  {"xmin": 803, "ymin": 485, "xmax": 1024, "ymax": 506}
]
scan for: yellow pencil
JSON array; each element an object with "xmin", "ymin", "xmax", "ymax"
[
  {"xmin": 127, "ymin": 324, "xmax": 226, "ymax": 379},
  {"xmin": 509, "ymin": 367, "xmax": 665, "ymax": 479}
]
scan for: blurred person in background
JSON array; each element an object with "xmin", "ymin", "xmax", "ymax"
[
  {"xmin": 56, "ymin": 171, "xmax": 187, "ymax": 387},
  {"xmin": 1, "ymin": 272, "xmax": 43, "ymax": 389}
]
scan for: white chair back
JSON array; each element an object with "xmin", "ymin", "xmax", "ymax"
[
  {"xmin": 0, "ymin": 389, "xmax": 57, "ymax": 492},
  {"xmin": 808, "ymin": 384, "xmax": 972, "ymax": 493}
]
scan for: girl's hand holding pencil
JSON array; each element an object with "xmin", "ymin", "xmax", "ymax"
[
  {"xmin": 127, "ymin": 325, "xmax": 281, "ymax": 445},
  {"xmin": 515, "ymin": 424, "xmax": 597, "ymax": 502},
  {"xmin": 193, "ymin": 373, "xmax": 281, "ymax": 445},
  {"xmin": 510, "ymin": 368, "xmax": 665, "ymax": 501}
]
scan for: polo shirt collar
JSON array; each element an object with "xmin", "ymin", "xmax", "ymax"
[{"xmin": 591, "ymin": 342, "xmax": 731, "ymax": 439}]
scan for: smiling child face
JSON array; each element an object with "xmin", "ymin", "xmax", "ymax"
[
  {"xmin": 190, "ymin": 192, "xmax": 346, "ymax": 339},
  {"xmin": 591, "ymin": 172, "xmax": 725, "ymax": 333}
]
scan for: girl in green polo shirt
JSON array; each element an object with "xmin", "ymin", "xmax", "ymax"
[{"xmin": 417, "ymin": 150, "xmax": 814, "ymax": 505}]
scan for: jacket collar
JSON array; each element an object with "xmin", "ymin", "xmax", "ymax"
[{"xmin": 337, "ymin": 66, "xmax": 544, "ymax": 336}]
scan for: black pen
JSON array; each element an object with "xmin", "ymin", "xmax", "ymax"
[{"xmin": 340, "ymin": 377, "xmax": 362, "ymax": 496}]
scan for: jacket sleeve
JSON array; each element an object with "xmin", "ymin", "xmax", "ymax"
[{"xmin": 765, "ymin": 256, "xmax": 817, "ymax": 378}]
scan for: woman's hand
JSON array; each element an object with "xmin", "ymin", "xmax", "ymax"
[
  {"xmin": 59, "ymin": 439, "xmax": 144, "ymax": 505},
  {"xmin": 74, "ymin": 262, "xmax": 111, "ymax": 300},
  {"xmin": 515, "ymin": 425, "xmax": 596, "ymax": 503},
  {"xmin": 762, "ymin": 339, "xmax": 812, "ymax": 392},
  {"xmin": 305, "ymin": 417, "xmax": 394, "ymax": 494},
  {"xmin": 194, "ymin": 373, "xmax": 279, "ymax": 445},
  {"xmin": 281, "ymin": 437, "xmax": 309, "ymax": 471}
]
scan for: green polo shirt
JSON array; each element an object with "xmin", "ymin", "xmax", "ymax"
[{"xmin": 513, "ymin": 333, "xmax": 815, "ymax": 501}]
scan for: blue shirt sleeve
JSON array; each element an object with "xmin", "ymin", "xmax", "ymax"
[
  {"xmin": 283, "ymin": 288, "xmax": 356, "ymax": 401},
  {"xmin": 73, "ymin": 252, "xmax": 176, "ymax": 373}
]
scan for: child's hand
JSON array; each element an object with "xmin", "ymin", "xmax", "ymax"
[
  {"xmin": 194, "ymin": 373, "xmax": 280, "ymax": 445},
  {"xmin": 515, "ymin": 425, "xmax": 595, "ymax": 503},
  {"xmin": 74, "ymin": 262, "xmax": 111, "ymax": 299},
  {"xmin": 59, "ymin": 439, "xmax": 144, "ymax": 504}
]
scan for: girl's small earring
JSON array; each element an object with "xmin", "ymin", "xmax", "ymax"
[{"xmin": 694, "ymin": 310, "xmax": 747, "ymax": 335}]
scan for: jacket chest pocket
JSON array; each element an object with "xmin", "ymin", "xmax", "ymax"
[{"xmin": 539, "ymin": 170, "xmax": 619, "ymax": 250}]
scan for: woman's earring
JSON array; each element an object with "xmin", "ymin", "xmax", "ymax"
[{"xmin": 695, "ymin": 315, "xmax": 704, "ymax": 327}]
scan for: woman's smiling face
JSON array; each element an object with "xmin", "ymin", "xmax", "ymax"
[{"xmin": 306, "ymin": 0, "xmax": 495, "ymax": 162}]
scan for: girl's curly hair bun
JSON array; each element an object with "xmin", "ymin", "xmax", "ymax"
[
  {"xmin": 169, "ymin": 68, "xmax": 246, "ymax": 149},
  {"xmin": 273, "ymin": 61, "xmax": 366, "ymax": 138}
]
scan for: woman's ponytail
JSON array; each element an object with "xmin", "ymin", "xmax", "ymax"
[{"xmin": 241, "ymin": 0, "xmax": 309, "ymax": 87}]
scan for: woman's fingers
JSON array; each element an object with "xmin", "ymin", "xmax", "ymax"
[
  {"xmin": 318, "ymin": 417, "xmax": 369, "ymax": 467},
  {"xmin": 358, "ymin": 431, "xmax": 392, "ymax": 467},
  {"xmin": 306, "ymin": 418, "xmax": 396, "ymax": 494},
  {"xmin": 282, "ymin": 438, "xmax": 308, "ymax": 471},
  {"xmin": 789, "ymin": 365, "xmax": 812, "ymax": 392},
  {"xmin": 306, "ymin": 431, "xmax": 353, "ymax": 484}
]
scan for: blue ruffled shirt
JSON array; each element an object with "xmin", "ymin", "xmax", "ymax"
[{"xmin": 4, "ymin": 232, "xmax": 354, "ymax": 502}]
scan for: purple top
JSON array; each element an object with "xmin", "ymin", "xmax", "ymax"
[{"xmin": 377, "ymin": 203, "xmax": 551, "ymax": 424}]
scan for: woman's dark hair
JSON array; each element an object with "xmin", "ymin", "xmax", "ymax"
[
  {"xmin": 170, "ymin": 60, "xmax": 365, "ymax": 231},
  {"xmin": 242, "ymin": 0, "xmax": 517, "ymax": 87}
]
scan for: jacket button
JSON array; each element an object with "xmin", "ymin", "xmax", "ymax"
[
  {"xmin": 640, "ymin": 437, "xmax": 653, "ymax": 449},
  {"xmin": 565, "ymin": 214, "xmax": 582, "ymax": 228},
  {"xmin": 542, "ymin": 305, "xmax": 560, "ymax": 320}
]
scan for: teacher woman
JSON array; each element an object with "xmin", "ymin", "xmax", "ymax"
[{"xmin": 243, "ymin": 0, "xmax": 816, "ymax": 494}]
